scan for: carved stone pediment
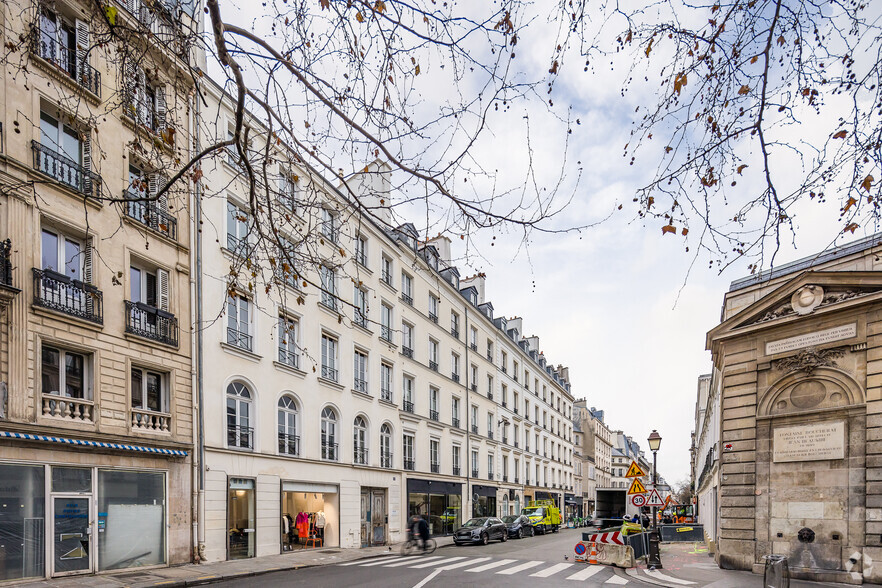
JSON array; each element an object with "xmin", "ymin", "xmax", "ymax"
[
  {"xmin": 752, "ymin": 287, "xmax": 882, "ymax": 325},
  {"xmin": 773, "ymin": 346, "xmax": 845, "ymax": 375}
]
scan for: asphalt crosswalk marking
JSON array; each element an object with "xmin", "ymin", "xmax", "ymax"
[
  {"xmin": 409, "ymin": 556, "xmax": 466, "ymax": 569},
  {"xmin": 437, "ymin": 557, "xmax": 490, "ymax": 571},
  {"xmin": 566, "ymin": 565, "xmax": 605, "ymax": 581},
  {"xmin": 382, "ymin": 555, "xmax": 443, "ymax": 567},
  {"xmin": 644, "ymin": 569, "xmax": 695, "ymax": 585},
  {"xmin": 466, "ymin": 558, "xmax": 517, "ymax": 572},
  {"xmin": 605, "ymin": 575, "xmax": 628, "ymax": 585},
  {"xmin": 339, "ymin": 556, "xmax": 396, "ymax": 566},
  {"xmin": 358, "ymin": 557, "xmax": 403, "ymax": 567},
  {"xmin": 530, "ymin": 562, "xmax": 574, "ymax": 578},
  {"xmin": 496, "ymin": 560, "xmax": 544, "ymax": 575}
]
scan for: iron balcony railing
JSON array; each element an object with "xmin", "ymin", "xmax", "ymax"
[
  {"xmin": 402, "ymin": 400, "xmax": 415, "ymax": 413},
  {"xmin": 404, "ymin": 459, "xmax": 415, "ymax": 471},
  {"xmin": 488, "ymin": 392, "xmax": 493, "ymax": 401},
  {"xmin": 278, "ymin": 433, "xmax": 300, "ymax": 456},
  {"xmin": 321, "ymin": 442, "xmax": 339, "ymax": 461},
  {"xmin": 451, "ymin": 328, "xmax": 459, "ymax": 338},
  {"xmin": 278, "ymin": 347, "xmax": 299, "ymax": 369},
  {"xmin": 488, "ymin": 473, "xmax": 494, "ymax": 481},
  {"xmin": 488, "ymin": 430, "xmax": 494, "ymax": 440},
  {"xmin": 354, "ymin": 310, "xmax": 368, "ymax": 329},
  {"xmin": 514, "ymin": 441, "xmax": 519, "ymax": 448},
  {"xmin": 502, "ymin": 401, "xmax": 508, "ymax": 408},
  {"xmin": 322, "ymin": 364, "xmax": 339, "ymax": 381},
  {"xmin": 32, "ymin": 141, "xmax": 101, "ymax": 199},
  {"xmin": 380, "ymin": 451, "xmax": 393, "ymax": 468},
  {"xmin": 502, "ymin": 475, "xmax": 508, "ymax": 482},
  {"xmin": 502, "ymin": 437, "xmax": 508, "ymax": 444},
  {"xmin": 125, "ymin": 193, "xmax": 177, "ymax": 240},
  {"xmin": 471, "ymin": 384, "xmax": 477, "ymax": 392},
  {"xmin": 125, "ymin": 301, "xmax": 178, "ymax": 346},
  {"xmin": 402, "ymin": 346, "xmax": 413, "ymax": 358},
  {"xmin": 400, "ymin": 293, "xmax": 413, "ymax": 305},
  {"xmin": 471, "ymin": 424, "xmax": 478, "ymax": 434},
  {"xmin": 452, "ymin": 373, "xmax": 460, "ymax": 383},
  {"xmin": 381, "ymin": 388, "xmax": 393, "ymax": 403},
  {"xmin": 452, "ymin": 417, "xmax": 460, "ymax": 428},
  {"xmin": 228, "ymin": 424, "xmax": 253, "ymax": 449},
  {"xmin": 429, "ymin": 361, "xmax": 438, "ymax": 372},
  {"xmin": 471, "ymin": 469, "xmax": 479, "ymax": 478},
  {"xmin": 227, "ymin": 327, "xmax": 253, "ymax": 352},
  {"xmin": 514, "ymin": 477, "xmax": 519, "ymax": 484},
  {"xmin": 381, "ymin": 326, "xmax": 393, "ymax": 342},
  {"xmin": 431, "ymin": 464, "xmax": 440, "ymax": 473},
  {"xmin": 429, "ymin": 410, "xmax": 439, "ymax": 422},
  {"xmin": 32, "ymin": 34, "xmax": 101, "ymax": 96},
  {"xmin": 353, "ymin": 447, "xmax": 369, "ymax": 465},
  {"xmin": 486, "ymin": 351, "xmax": 492, "ymax": 361},
  {"xmin": 354, "ymin": 377, "xmax": 368, "ymax": 394},
  {"xmin": 453, "ymin": 466, "xmax": 461, "ymax": 476},
  {"xmin": 381, "ymin": 269, "xmax": 392, "ymax": 285},
  {"xmin": 0, "ymin": 239, "xmax": 11, "ymax": 287},
  {"xmin": 33, "ymin": 268, "xmax": 103, "ymax": 323},
  {"xmin": 502, "ymin": 366, "xmax": 508, "ymax": 374},
  {"xmin": 470, "ymin": 343, "xmax": 477, "ymax": 352},
  {"xmin": 429, "ymin": 313, "xmax": 438, "ymax": 323}
]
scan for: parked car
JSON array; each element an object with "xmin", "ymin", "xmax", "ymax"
[
  {"xmin": 502, "ymin": 514, "xmax": 534, "ymax": 539},
  {"xmin": 453, "ymin": 517, "xmax": 508, "ymax": 545}
]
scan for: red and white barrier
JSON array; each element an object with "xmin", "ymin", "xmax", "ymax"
[{"xmin": 585, "ymin": 531, "xmax": 625, "ymax": 545}]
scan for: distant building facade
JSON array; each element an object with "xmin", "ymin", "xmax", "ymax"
[{"xmin": 691, "ymin": 373, "xmax": 720, "ymax": 547}]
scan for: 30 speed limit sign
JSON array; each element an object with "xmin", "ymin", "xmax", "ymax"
[{"xmin": 631, "ymin": 494, "xmax": 647, "ymax": 507}]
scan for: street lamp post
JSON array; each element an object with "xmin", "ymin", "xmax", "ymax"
[{"xmin": 647, "ymin": 430, "xmax": 663, "ymax": 569}]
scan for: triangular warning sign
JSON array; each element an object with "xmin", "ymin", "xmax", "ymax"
[
  {"xmin": 645, "ymin": 489, "xmax": 665, "ymax": 507},
  {"xmin": 625, "ymin": 461, "xmax": 647, "ymax": 478},
  {"xmin": 60, "ymin": 545, "xmax": 87, "ymax": 560},
  {"xmin": 627, "ymin": 478, "xmax": 647, "ymax": 495}
]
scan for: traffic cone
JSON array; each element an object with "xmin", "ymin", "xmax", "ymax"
[{"xmin": 589, "ymin": 541, "xmax": 598, "ymax": 565}]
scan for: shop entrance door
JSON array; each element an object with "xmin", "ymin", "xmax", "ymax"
[
  {"xmin": 51, "ymin": 496, "xmax": 93, "ymax": 576},
  {"xmin": 370, "ymin": 490, "xmax": 386, "ymax": 546}
]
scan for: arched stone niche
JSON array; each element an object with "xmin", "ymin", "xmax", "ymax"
[{"xmin": 759, "ymin": 367, "xmax": 864, "ymax": 417}]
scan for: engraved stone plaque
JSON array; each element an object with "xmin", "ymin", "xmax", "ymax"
[
  {"xmin": 773, "ymin": 422, "xmax": 846, "ymax": 463},
  {"xmin": 766, "ymin": 324, "xmax": 857, "ymax": 355}
]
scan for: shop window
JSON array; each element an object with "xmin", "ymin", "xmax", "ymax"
[
  {"xmin": 0, "ymin": 464, "xmax": 45, "ymax": 581},
  {"xmin": 98, "ymin": 470, "xmax": 165, "ymax": 570},
  {"xmin": 226, "ymin": 381, "xmax": 253, "ymax": 449},
  {"xmin": 321, "ymin": 407, "xmax": 338, "ymax": 460},
  {"xmin": 353, "ymin": 416, "xmax": 368, "ymax": 465},
  {"xmin": 278, "ymin": 395, "xmax": 299, "ymax": 456}
]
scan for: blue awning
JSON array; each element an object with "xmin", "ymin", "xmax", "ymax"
[{"xmin": 0, "ymin": 430, "xmax": 189, "ymax": 457}]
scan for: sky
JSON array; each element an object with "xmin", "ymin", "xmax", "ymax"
[{"xmin": 211, "ymin": 0, "xmax": 877, "ymax": 486}]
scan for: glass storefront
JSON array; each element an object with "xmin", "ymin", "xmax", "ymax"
[
  {"xmin": 98, "ymin": 470, "xmax": 166, "ymax": 570},
  {"xmin": 228, "ymin": 478, "xmax": 255, "ymax": 559},
  {"xmin": 0, "ymin": 464, "xmax": 45, "ymax": 581},
  {"xmin": 281, "ymin": 482, "xmax": 339, "ymax": 550},
  {"xmin": 472, "ymin": 485, "xmax": 497, "ymax": 518},
  {"xmin": 406, "ymin": 479, "xmax": 461, "ymax": 536}
]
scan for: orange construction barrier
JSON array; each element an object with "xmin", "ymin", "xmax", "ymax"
[{"xmin": 589, "ymin": 542, "xmax": 598, "ymax": 565}]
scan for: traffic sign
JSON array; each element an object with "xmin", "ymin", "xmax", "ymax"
[
  {"xmin": 645, "ymin": 489, "xmax": 665, "ymax": 507},
  {"xmin": 625, "ymin": 461, "xmax": 647, "ymax": 478},
  {"xmin": 627, "ymin": 478, "xmax": 647, "ymax": 495},
  {"xmin": 631, "ymin": 494, "xmax": 647, "ymax": 507},
  {"xmin": 575, "ymin": 542, "xmax": 587, "ymax": 555}
]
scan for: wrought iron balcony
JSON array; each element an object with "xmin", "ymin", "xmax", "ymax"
[
  {"xmin": 429, "ymin": 410, "xmax": 439, "ymax": 422},
  {"xmin": 278, "ymin": 347, "xmax": 299, "ymax": 369},
  {"xmin": 502, "ymin": 436, "xmax": 508, "ymax": 444},
  {"xmin": 404, "ymin": 459, "xmax": 415, "ymax": 471},
  {"xmin": 452, "ymin": 373, "xmax": 460, "ymax": 383},
  {"xmin": 453, "ymin": 466, "xmax": 461, "ymax": 476},
  {"xmin": 321, "ymin": 364, "xmax": 339, "ymax": 381},
  {"xmin": 471, "ymin": 424, "xmax": 478, "ymax": 434},
  {"xmin": 488, "ymin": 430, "xmax": 494, "ymax": 440},
  {"xmin": 31, "ymin": 141, "xmax": 101, "ymax": 199},
  {"xmin": 354, "ymin": 310, "xmax": 368, "ymax": 329},
  {"xmin": 125, "ymin": 192, "xmax": 177, "ymax": 240},
  {"xmin": 429, "ymin": 361, "xmax": 438, "ymax": 372},
  {"xmin": 381, "ymin": 269, "xmax": 392, "ymax": 285},
  {"xmin": 451, "ymin": 328, "xmax": 459, "ymax": 338},
  {"xmin": 431, "ymin": 463, "xmax": 440, "ymax": 473},
  {"xmin": 321, "ymin": 442, "xmax": 339, "ymax": 461},
  {"xmin": 0, "ymin": 239, "xmax": 12, "ymax": 288},
  {"xmin": 488, "ymin": 392, "xmax": 493, "ymax": 401},
  {"xmin": 227, "ymin": 424, "xmax": 253, "ymax": 449},
  {"xmin": 354, "ymin": 377, "xmax": 368, "ymax": 394},
  {"xmin": 381, "ymin": 451, "xmax": 393, "ymax": 468},
  {"xmin": 402, "ymin": 400, "xmax": 415, "ymax": 413},
  {"xmin": 31, "ymin": 35, "xmax": 101, "ymax": 96},
  {"xmin": 429, "ymin": 312, "xmax": 438, "ymax": 323},
  {"xmin": 381, "ymin": 326, "xmax": 393, "ymax": 342},
  {"xmin": 125, "ymin": 301, "xmax": 178, "ymax": 346},
  {"xmin": 514, "ymin": 477, "xmax": 519, "ymax": 484},
  {"xmin": 402, "ymin": 346, "xmax": 413, "ymax": 358},
  {"xmin": 472, "ymin": 469, "xmax": 479, "ymax": 478},
  {"xmin": 33, "ymin": 268, "xmax": 103, "ymax": 323},
  {"xmin": 226, "ymin": 327, "xmax": 253, "ymax": 352},
  {"xmin": 353, "ymin": 447, "xmax": 369, "ymax": 465},
  {"xmin": 470, "ymin": 343, "xmax": 477, "ymax": 351},
  {"xmin": 486, "ymin": 351, "xmax": 492, "ymax": 361},
  {"xmin": 278, "ymin": 433, "xmax": 300, "ymax": 456},
  {"xmin": 452, "ymin": 417, "xmax": 460, "ymax": 429},
  {"xmin": 502, "ymin": 475, "xmax": 508, "ymax": 482},
  {"xmin": 471, "ymin": 383, "xmax": 477, "ymax": 392},
  {"xmin": 401, "ymin": 293, "xmax": 413, "ymax": 306},
  {"xmin": 502, "ymin": 401, "xmax": 508, "ymax": 408},
  {"xmin": 488, "ymin": 472, "xmax": 494, "ymax": 481},
  {"xmin": 381, "ymin": 388, "xmax": 393, "ymax": 403},
  {"xmin": 514, "ymin": 441, "xmax": 519, "ymax": 448}
]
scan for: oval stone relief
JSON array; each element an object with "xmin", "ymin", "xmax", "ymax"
[{"xmin": 789, "ymin": 381, "xmax": 827, "ymax": 408}]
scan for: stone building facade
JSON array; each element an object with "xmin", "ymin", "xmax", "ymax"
[
  {"xmin": 707, "ymin": 233, "xmax": 882, "ymax": 584},
  {"xmin": 691, "ymin": 373, "xmax": 720, "ymax": 548}
]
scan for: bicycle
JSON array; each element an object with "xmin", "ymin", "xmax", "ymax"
[{"xmin": 400, "ymin": 535, "xmax": 437, "ymax": 556}]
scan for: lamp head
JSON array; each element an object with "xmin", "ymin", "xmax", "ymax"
[{"xmin": 647, "ymin": 430, "xmax": 662, "ymax": 451}]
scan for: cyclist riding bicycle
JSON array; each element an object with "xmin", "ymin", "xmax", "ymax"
[{"xmin": 409, "ymin": 514, "xmax": 431, "ymax": 551}]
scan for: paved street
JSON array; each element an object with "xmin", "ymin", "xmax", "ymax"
[{"xmin": 220, "ymin": 529, "xmax": 648, "ymax": 587}]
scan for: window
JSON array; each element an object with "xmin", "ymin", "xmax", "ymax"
[
  {"xmin": 513, "ymin": 391, "xmax": 519, "ymax": 413},
  {"xmin": 487, "ymin": 413, "xmax": 493, "ymax": 438},
  {"xmin": 353, "ymin": 286, "xmax": 368, "ymax": 328},
  {"xmin": 469, "ymin": 327, "xmax": 477, "ymax": 350},
  {"xmin": 501, "ymin": 384, "xmax": 507, "ymax": 407},
  {"xmin": 470, "ymin": 405, "xmax": 478, "ymax": 433},
  {"xmin": 320, "ymin": 265, "xmax": 337, "ymax": 310},
  {"xmin": 353, "ymin": 416, "xmax": 368, "ymax": 465},
  {"xmin": 451, "ymin": 353, "xmax": 460, "ymax": 381},
  {"xmin": 402, "ymin": 322, "xmax": 414, "ymax": 356},
  {"xmin": 428, "ymin": 339, "xmax": 439, "ymax": 370},
  {"xmin": 381, "ymin": 255, "xmax": 393, "ymax": 286},
  {"xmin": 428, "ymin": 294, "xmax": 439, "ymax": 322},
  {"xmin": 403, "ymin": 434, "xmax": 415, "ymax": 470},
  {"xmin": 401, "ymin": 272, "xmax": 413, "ymax": 304},
  {"xmin": 471, "ymin": 450, "xmax": 479, "ymax": 477},
  {"xmin": 513, "ymin": 361, "xmax": 519, "ymax": 381},
  {"xmin": 429, "ymin": 387, "xmax": 439, "ymax": 421},
  {"xmin": 321, "ymin": 334, "xmax": 338, "ymax": 381},
  {"xmin": 123, "ymin": 62, "xmax": 164, "ymax": 132},
  {"xmin": 524, "ymin": 370, "xmax": 530, "ymax": 389},
  {"xmin": 355, "ymin": 234, "xmax": 368, "ymax": 267},
  {"xmin": 130, "ymin": 366, "xmax": 166, "ymax": 422},
  {"xmin": 278, "ymin": 170, "xmax": 298, "ymax": 212},
  {"xmin": 452, "ymin": 397, "xmax": 460, "ymax": 427},
  {"xmin": 275, "ymin": 237, "xmax": 298, "ymax": 289},
  {"xmin": 321, "ymin": 208, "xmax": 338, "ymax": 242},
  {"xmin": 450, "ymin": 311, "xmax": 460, "ymax": 338},
  {"xmin": 380, "ymin": 304, "xmax": 393, "ymax": 342},
  {"xmin": 452, "ymin": 445, "xmax": 461, "ymax": 474},
  {"xmin": 226, "ymin": 294, "xmax": 252, "ymax": 351},
  {"xmin": 38, "ymin": 8, "xmax": 95, "ymax": 93},
  {"xmin": 402, "ymin": 375, "xmax": 414, "ymax": 411},
  {"xmin": 380, "ymin": 424, "xmax": 393, "ymax": 467},
  {"xmin": 430, "ymin": 439, "xmax": 440, "ymax": 472},
  {"xmin": 128, "ymin": 262, "xmax": 173, "ymax": 344},
  {"xmin": 278, "ymin": 395, "xmax": 299, "ymax": 455},
  {"xmin": 41, "ymin": 227, "xmax": 86, "ymax": 281},
  {"xmin": 487, "ymin": 340, "xmax": 493, "ymax": 361},
  {"xmin": 278, "ymin": 315, "xmax": 299, "ymax": 368},
  {"xmin": 501, "ymin": 351, "xmax": 508, "ymax": 373},
  {"xmin": 470, "ymin": 364, "xmax": 478, "ymax": 391},
  {"xmin": 226, "ymin": 201, "xmax": 250, "ymax": 255},
  {"xmin": 380, "ymin": 363, "xmax": 393, "ymax": 402},
  {"xmin": 37, "ymin": 110, "xmax": 93, "ymax": 195},
  {"xmin": 37, "ymin": 227, "xmax": 98, "ymax": 321},
  {"xmin": 321, "ymin": 407, "xmax": 338, "ymax": 460},
  {"xmin": 41, "ymin": 345, "xmax": 89, "ymax": 401},
  {"xmin": 226, "ymin": 382, "xmax": 252, "ymax": 449},
  {"xmin": 487, "ymin": 454, "xmax": 495, "ymax": 480},
  {"xmin": 353, "ymin": 349, "xmax": 368, "ymax": 393},
  {"xmin": 126, "ymin": 164, "xmax": 175, "ymax": 239},
  {"xmin": 487, "ymin": 375, "xmax": 493, "ymax": 400}
]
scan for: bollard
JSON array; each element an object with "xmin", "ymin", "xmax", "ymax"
[{"xmin": 647, "ymin": 530, "xmax": 662, "ymax": 569}]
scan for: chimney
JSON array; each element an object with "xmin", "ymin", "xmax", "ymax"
[
  {"xmin": 341, "ymin": 159, "xmax": 392, "ymax": 225},
  {"xmin": 425, "ymin": 234, "xmax": 452, "ymax": 265},
  {"xmin": 460, "ymin": 273, "xmax": 486, "ymax": 305}
]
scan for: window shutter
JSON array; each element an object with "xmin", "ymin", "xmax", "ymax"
[
  {"xmin": 158, "ymin": 268, "xmax": 169, "ymax": 311},
  {"xmin": 74, "ymin": 19, "xmax": 89, "ymax": 86},
  {"xmin": 123, "ymin": 59, "xmax": 138, "ymax": 115},
  {"xmin": 83, "ymin": 238, "xmax": 93, "ymax": 284},
  {"xmin": 156, "ymin": 173, "xmax": 168, "ymax": 212},
  {"xmin": 81, "ymin": 132, "xmax": 92, "ymax": 196},
  {"xmin": 155, "ymin": 85, "xmax": 166, "ymax": 131}
]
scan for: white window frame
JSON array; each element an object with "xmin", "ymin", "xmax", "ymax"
[
  {"xmin": 226, "ymin": 293, "xmax": 253, "ymax": 351},
  {"xmin": 353, "ymin": 348, "xmax": 369, "ymax": 393},
  {"xmin": 321, "ymin": 333, "xmax": 339, "ymax": 381}
]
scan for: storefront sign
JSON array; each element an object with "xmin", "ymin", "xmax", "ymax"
[
  {"xmin": 773, "ymin": 421, "xmax": 846, "ymax": 462},
  {"xmin": 765, "ymin": 324, "xmax": 856, "ymax": 355}
]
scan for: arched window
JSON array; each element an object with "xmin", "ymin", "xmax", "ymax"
[
  {"xmin": 353, "ymin": 416, "xmax": 368, "ymax": 465},
  {"xmin": 380, "ymin": 424, "xmax": 392, "ymax": 468},
  {"xmin": 226, "ymin": 382, "xmax": 252, "ymax": 449},
  {"xmin": 278, "ymin": 395, "xmax": 299, "ymax": 456},
  {"xmin": 321, "ymin": 407, "xmax": 338, "ymax": 460}
]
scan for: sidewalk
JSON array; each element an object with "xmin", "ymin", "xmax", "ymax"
[{"xmin": 19, "ymin": 537, "xmax": 456, "ymax": 588}]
